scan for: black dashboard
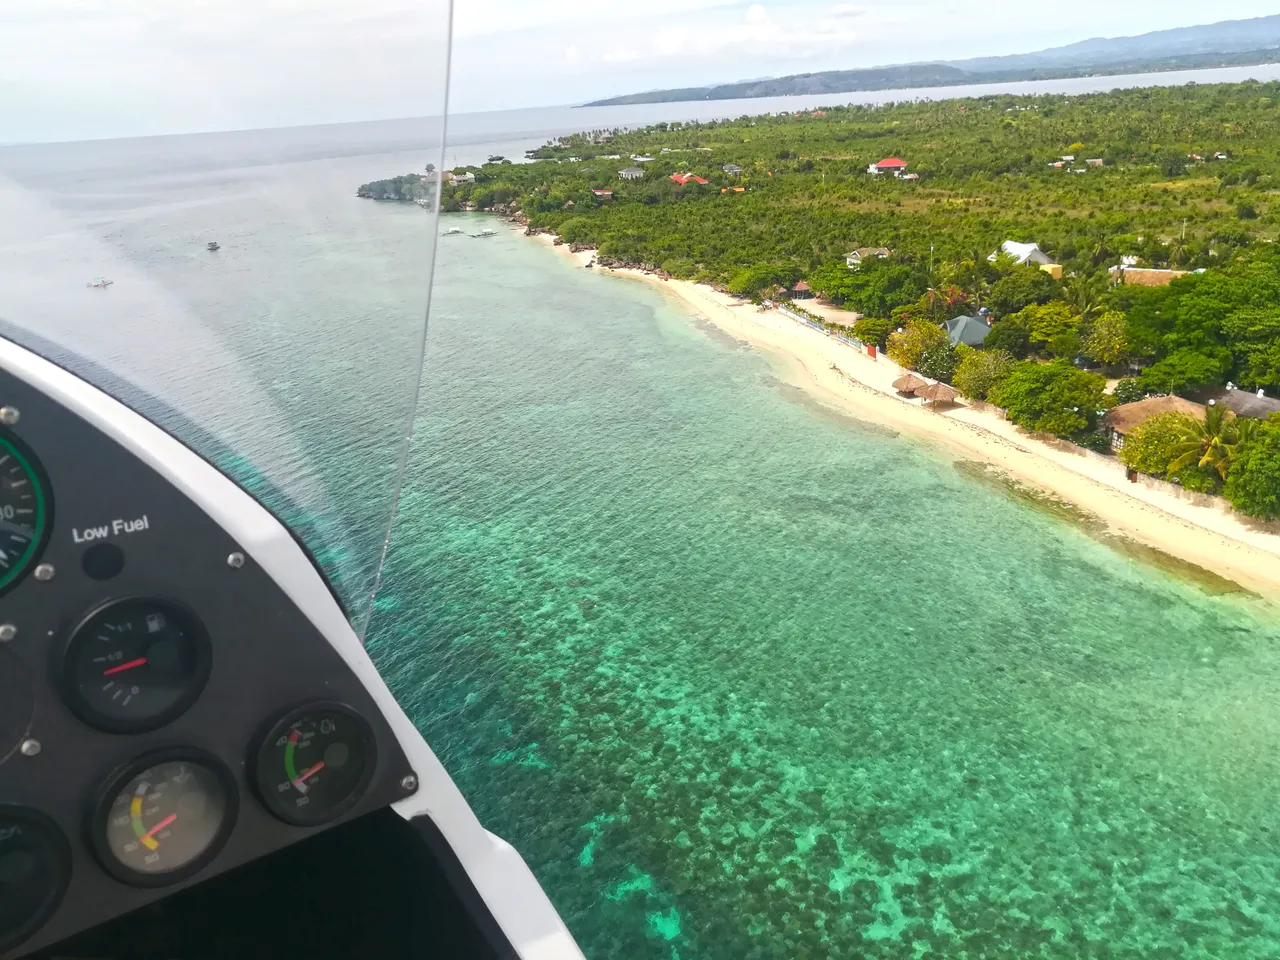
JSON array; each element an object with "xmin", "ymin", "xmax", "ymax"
[{"xmin": 0, "ymin": 362, "xmax": 419, "ymax": 957}]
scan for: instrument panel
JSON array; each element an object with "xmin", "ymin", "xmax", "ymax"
[{"xmin": 0, "ymin": 361, "xmax": 418, "ymax": 957}]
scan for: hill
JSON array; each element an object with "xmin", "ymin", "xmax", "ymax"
[{"xmin": 584, "ymin": 15, "xmax": 1280, "ymax": 106}]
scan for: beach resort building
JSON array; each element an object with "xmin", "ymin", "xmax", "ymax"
[
  {"xmin": 1102, "ymin": 396, "xmax": 1206, "ymax": 451},
  {"xmin": 618, "ymin": 167, "xmax": 645, "ymax": 180},
  {"xmin": 944, "ymin": 314, "xmax": 991, "ymax": 347},
  {"xmin": 867, "ymin": 158, "xmax": 908, "ymax": 176},
  {"xmin": 1108, "ymin": 266, "xmax": 1189, "ymax": 287},
  {"xmin": 1190, "ymin": 386, "xmax": 1280, "ymax": 420},
  {"xmin": 990, "ymin": 240, "xmax": 1052, "ymax": 266},
  {"xmin": 846, "ymin": 247, "xmax": 892, "ymax": 268},
  {"xmin": 789, "ymin": 281, "xmax": 813, "ymax": 299},
  {"xmin": 670, "ymin": 173, "xmax": 709, "ymax": 185}
]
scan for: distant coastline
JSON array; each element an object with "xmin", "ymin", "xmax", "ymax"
[
  {"xmin": 584, "ymin": 14, "xmax": 1280, "ymax": 106},
  {"xmin": 584, "ymin": 49, "xmax": 1280, "ymax": 107}
]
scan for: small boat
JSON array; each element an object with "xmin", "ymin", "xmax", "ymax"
[
  {"xmin": 442, "ymin": 227, "xmax": 463, "ymax": 236},
  {"xmin": 472, "ymin": 228, "xmax": 497, "ymax": 238},
  {"xmin": 207, "ymin": 241, "xmax": 220, "ymax": 251},
  {"xmin": 85, "ymin": 277, "xmax": 113, "ymax": 288}
]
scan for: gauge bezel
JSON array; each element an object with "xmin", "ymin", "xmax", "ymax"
[
  {"xmin": 58, "ymin": 596, "xmax": 213, "ymax": 734},
  {"xmin": 87, "ymin": 746, "xmax": 239, "ymax": 888},
  {"xmin": 251, "ymin": 701, "xmax": 378, "ymax": 827},
  {"xmin": 0, "ymin": 804, "xmax": 72, "ymax": 953},
  {"xmin": 0, "ymin": 429, "xmax": 53, "ymax": 598}
]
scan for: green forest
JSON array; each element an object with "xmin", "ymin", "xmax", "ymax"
[{"xmin": 367, "ymin": 81, "xmax": 1280, "ymax": 517}]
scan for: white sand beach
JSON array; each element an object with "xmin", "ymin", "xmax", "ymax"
[{"xmin": 526, "ymin": 229, "xmax": 1280, "ymax": 599}]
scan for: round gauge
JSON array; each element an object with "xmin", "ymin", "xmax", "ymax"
[
  {"xmin": 0, "ymin": 806, "xmax": 71, "ymax": 953},
  {"xmin": 61, "ymin": 598, "xmax": 211, "ymax": 734},
  {"xmin": 91, "ymin": 750, "xmax": 237, "ymax": 887},
  {"xmin": 0, "ymin": 432, "xmax": 51, "ymax": 596},
  {"xmin": 253, "ymin": 703, "xmax": 377, "ymax": 826}
]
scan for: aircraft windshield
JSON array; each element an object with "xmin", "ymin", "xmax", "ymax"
[{"xmin": 0, "ymin": 3, "xmax": 452, "ymax": 637}]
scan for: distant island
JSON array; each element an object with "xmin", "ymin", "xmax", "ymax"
[{"xmin": 584, "ymin": 14, "xmax": 1280, "ymax": 106}]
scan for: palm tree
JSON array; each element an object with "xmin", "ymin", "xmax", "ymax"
[
  {"xmin": 1065, "ymin": 274, "xmax": 1106, "ymax": 321},
  {"xmin": 1168, "ymin": 406, "xmax": 1244, "ymax": 480}
]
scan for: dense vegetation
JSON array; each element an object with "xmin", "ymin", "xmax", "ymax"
[{"xmin": 375, "ymin": 81, "xmax": 1280, "ymax": 517}]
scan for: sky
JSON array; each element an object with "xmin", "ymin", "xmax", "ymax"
[{"xmin": 1, "ymin": 0, "xmax": 1279, "ymax": 143}]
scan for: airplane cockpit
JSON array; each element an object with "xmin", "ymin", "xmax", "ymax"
[{"xmin": 0, "ymin": 3, "xmax": 583, "ymax": 957}]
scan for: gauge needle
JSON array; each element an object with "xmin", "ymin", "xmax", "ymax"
[
  {"xmin": 292, "ymin": 762, "xmax": 324, "ymax": 790},
  {"xmin": 141, "ymin": 813, "xmax": 177, "ymax": 843},
  {"xmin": 103, "ymin": 657, "xmax": 148, "ymax": 676}
]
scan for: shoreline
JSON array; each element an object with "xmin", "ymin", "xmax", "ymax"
[{"xmin": 522, "ymin": 228, "xmax": 1280, "ymax": 601}]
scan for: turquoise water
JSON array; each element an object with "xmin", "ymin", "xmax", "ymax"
[{"xmin": 369, "ymin": 219, "xmax": 1280, "ymax": 958}]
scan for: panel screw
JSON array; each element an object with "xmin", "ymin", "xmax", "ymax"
[
  {"xmin": 400, "ymin": 774, "xmax": 418, "ymax": 793},
  {"xmin": 20, "ymin": 739, "xmax": 40, "ymax": 757},
  {"xmin": 0, "ymin": 624, "xmax": 15, "ymax": 642},
  {"xmin": 0, "ymin": 407, "xmax": 19, "ymax": 426},
  {"xmin": 227, "ymin": 552, "xmax": 245, "ymax": 569},
  {"xmin": 33, "ymin": 563, "xmax": 54, "ymax": 581}
]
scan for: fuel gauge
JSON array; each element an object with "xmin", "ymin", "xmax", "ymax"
[{"xmin": 253, "ymin": 703, "xmax": 376, "ymax": 826}]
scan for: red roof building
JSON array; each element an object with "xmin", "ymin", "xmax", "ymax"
[
  {"xmin": 670, "ymin": 173, "xmax": 709, "ymax": 185},
  {"xmin": 875, "ymin": 158, "xmax": 907, "ymax": 169}
]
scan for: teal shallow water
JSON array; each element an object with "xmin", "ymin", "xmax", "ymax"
[{"xmin": 368, "ymin": 220, "xmax": 1280, "ymax": 958}]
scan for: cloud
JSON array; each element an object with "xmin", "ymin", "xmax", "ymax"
[{"xmin": 746, "ymin": 4, "xmax": 769, "ymax": 22}]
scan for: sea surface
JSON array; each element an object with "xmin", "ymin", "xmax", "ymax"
[{"xmin": 4, "ymin": 91, "xmax": 1280, "ymax": 957}]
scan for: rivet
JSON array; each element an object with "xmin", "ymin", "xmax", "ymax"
[
  {"xmin": 227, "ymin": 552, "xmax": 245, "ymax": 569},
  {"xmin": 0, "ymin": 407, "xmax": 19, "ymax": 426},
  {"xmin": 20, "ymin": 739, "xmax": 41, "ymax": 757},
  {"xmin": 0, "ymin": 624, "xmax": 15, "ymax": 642},
  {"xmin": 400, "ymin": 774, "xmax": 418, "ymax": 792},
  {"xmin": 33, "ymin": 563, "xmax": 54, "ymax": 581}
]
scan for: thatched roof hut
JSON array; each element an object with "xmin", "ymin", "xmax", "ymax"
[
  {"xmin": 892, "ymin": 373, "xmax": 926, "ymax": 394},
  {"xmin": 915, "ymin": 382, "xmax": 958, "ymax": 404},
  {"xmin": 1102, "ymin": 396, "xmax": 1205, "ymax": 437}
]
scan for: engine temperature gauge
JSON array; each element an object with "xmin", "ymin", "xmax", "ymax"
[
  {"xmin": 90, "ymin": 749, "xmax": 237, "ymax": 887},
  {"xmin": 253, "ymin": 703, "xmax": 376, "ymax": 826}
]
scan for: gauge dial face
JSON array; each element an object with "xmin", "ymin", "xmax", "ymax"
[
  {"xmin": 0, "ymin": 807, "xmax": 70, "ymax": 952},
  {"xmin": 0, "ymin": 433, "xmax": 50, "ymax": 596},
  {"xmin": 62, "ymin": 598, "xmax": 211, "ymax": 733},
  {"xmin": 254, "ymin": 704, "xmax": 376, "ymax": 826},
  {"xmin": 94, "ymin": 754, "xmax": 235, "ymax": 886}
]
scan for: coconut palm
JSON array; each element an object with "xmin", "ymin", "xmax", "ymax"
[{"xmin": 1167, "ymin": 406, "xmax": 1244, "ymax": 480}]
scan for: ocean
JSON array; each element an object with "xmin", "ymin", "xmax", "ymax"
[{"xmin": 4, "ymin": 70, "xmax": 1280, "ymax": 957}]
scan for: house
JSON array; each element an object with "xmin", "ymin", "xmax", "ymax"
[
  {"xmin": 631, "ymin": 155, "xmax": 654, "ymax": 163},
  {"xmin": 1103, "ymin": 396, "xmax": 1206, "ymax": 450},
  {"xmin": 1108, "ymin": 266, "xmax": 1187, "ymax": 287},
  {"xmin": 900, "ymin": 173, "xmax": 920, "ymax": 181},
  {"xmin": 670, "ymin": 173, "xmax": 709, "ymax": 185},
  {"xmin": 989, "ymin": 240, "xmax": 1052, "ymax": 266},
  {"xmin": 618, "ymin": 167, "xmax": 645, "ymax": 180},
  {"xmin": 944, "ymin": 314, "xmax": 991, "ymax": 347},
  {"xmin": 722, "ymin": 164, "xmax": 744, "ymax": 175},
  {"xmin": 789, "ymin": 281, "xmax": 813, "ymax": 299},
  {"xmin": 1190, "ymin": 386, "xmax": 1280, "ymax": 419},
  {"xmin": 720, "ymin": 186, "xmax": 746, "ymax": 193},
  {"xmin": 1214, "ymin": 151, "xmax": 1230, "ymax": 160},
  {"xmin": 846, "ymin": 247, "xmax": 892, "ymax": 268},
  {"xmin": 868, "ymin": 157, "xmax": 908, "ymax": 175},
  {"xmin": 1040, "ymin": 263, "xmax": 1064, "ymax": 280},
  {"xmin": 451, "ymin": 171, "xmax": 476, "ymax": 184},
  {"xmin": 591, "ymin": 188, "xmax": 613, "ymax": 198},
  {"xmin": 1048, "ymin": 161, "xmax": 1065, "ymax": 168},
  {"xmin": 1086, "ymin": 158, "xmax": 1104, "ymax": 167},
  {"xmin": 1188, "ymin": 153, "xmax": 1204, "ymax": 162},
  {"xmin": 1060, "ymin": 155, "xmax": 1075, "ymax": 162}
]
